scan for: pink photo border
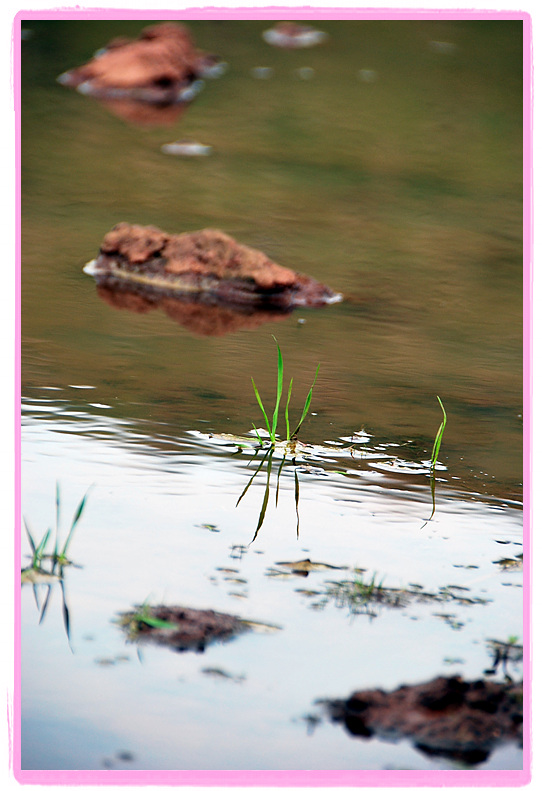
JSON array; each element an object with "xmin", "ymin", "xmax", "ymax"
[{"xmin": 11, "ymin": 6, "xmax": 533, "ymax": 788}]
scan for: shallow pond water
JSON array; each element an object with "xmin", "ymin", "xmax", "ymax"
[{"xmin": 19, "ymin": 17, "xmax": 524, "ymax": 773}]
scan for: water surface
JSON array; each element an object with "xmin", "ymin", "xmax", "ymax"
[{"xmin": 20, "ymin": 18, "xmax": 524, "ymax": 772}]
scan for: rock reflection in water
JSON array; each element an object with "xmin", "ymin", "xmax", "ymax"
[
  {"xmin": 94, "ymin": 283, "xmax": 294, "ymax": 337},
  {"xmin": 80, "ymin": 94, "xmax": 195, "ymax": 127}
]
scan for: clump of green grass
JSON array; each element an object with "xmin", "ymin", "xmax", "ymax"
[
  {"xmin": 352, "ymin": 571, "xmax": 384, "ymax": 603},
  {"xmin": 23, "ymin": 483, "xmax": 92, "ymax": 574},
  {"xmin": 21, "ymin": 484, "xmax": 92, "ymax": 646},
  {"xmin": 251, "ymin": 336, "xmax": 320, "ymax": 447},
  {"xmin": 238, "ymin": 337, "xmax": 320, "ymax": 541}
]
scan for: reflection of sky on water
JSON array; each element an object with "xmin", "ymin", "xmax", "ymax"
[{"xmin": 21, "ymin": 406, "xmax": 522, "ymax": 770}]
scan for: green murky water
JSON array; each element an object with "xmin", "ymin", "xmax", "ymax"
[{"xmin": 20, "ymin": 18, "xmax": 524, "ymax": 772}]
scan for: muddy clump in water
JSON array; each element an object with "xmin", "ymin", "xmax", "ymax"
[
  {"xmin": 85, "ymin": 223, "xmax": 342, "ymax": 309},
  {"xmin": 57, "ymin": 22, "xmax": 223, "ymax": 103},
  {"xmin": 324, "ymin": 675, "xmax": 523, "ymax": 765},
  {"xmin": 118, "ymin": 605, "xmax": 252, "ymax": 653}
]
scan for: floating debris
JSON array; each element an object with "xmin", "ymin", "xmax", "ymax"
[
  {"xmin": 85, "ymin": 223, "xmax": 342, "ymax": 310},
  {"xmin": 492, "ymin": 554, "xmax": 523, "ymax": 571},
  {"xmin": 262, "ymin": 22, "xmax": 328, "ymax": 49},
  {"xmin": 274, "ymin": 558, "xmax": 347, "ymax": 575},
  {"xmin": 294, "ymin": 67, "xmax": 315, "ymax": 80},
  {"xmin": 429, "ymin": 40, "xmax": 457, "ymax": 54},
  {"xmin": 21, "ymin": 567, "xmax": 60, "ymax": 585},
  {"xmin": 322, "ymin": 675, "xmax": 522, "ymax": 765},
  {"xmin": 196, "ymin": 523, "xmax": 220, "ymax": 532},
  {"xmin": 161, "ymin": 140, "xmax": 212, "ymax": 157},
  {"xmin": 201, "ymin": 667, "xmax": 246, "ymax": 683},
  {"xmin": 358, "ymin": 69, "xmax": 378, "ymax": 83},
  {"xmin": 300, "ymin": 573, "xmax": 491, "ymax": 618},
  {"xmin": 485, "ymin": 638, "xmax": 523, "ymax": 680},
  {"xmin": 251, "ymin": 66, "xmax": 274, "ymax": 79}
]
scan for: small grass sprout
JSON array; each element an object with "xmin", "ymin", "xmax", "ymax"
[
  {"xmin": 430, "ymin": 396, "xmax": 447, "ymax": 473},
  {"xmin": 22, "ymin": 484, "xmax": 92, "ymax": 574},
  {"xmin": 353, "ymin": 571, "xmax": 384, "ymax": 603},
  {"xmin": 423, "ymin": 396, "xmax": 448, "ymax": 526},
  {"xmin": 251, "ymin": 336, "xmax": 320, "ymax": 447},
  {"xmin": 240, "ymin": 338, "xmax": 321, "ymax": 540}
]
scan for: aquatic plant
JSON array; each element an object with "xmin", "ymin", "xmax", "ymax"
[
  {"xmin": 23, "ymin": 483, "xmax": 92, "ymax": 570},
  {"xmin": 251, "ymin": 336, "xmax": 320, "ymax": 447},
  {"xmin": 485, "ymin": 637, "xmax": 523, "ymax": 682},
  {"xmin": 236, "ymin": 338, "xmax": 320, "ymax": 540},
  {"xmin": 21, "ymin": 484, "xmax": 92, "ymax": 645},
  {"xmin": 301, "ymin": 572, "xmax": 489, "ymax": 620},
  {"xmin": 430, "ymin": 396, "xmax": 447, "ymax": 474},
  {"xmin": 424, "ymin": 396, "xmax": 447, "ymax": 525}
]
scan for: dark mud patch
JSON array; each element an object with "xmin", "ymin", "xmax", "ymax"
[
  {"xmin": 117, "ymin": 605, "xmax": 278, "ymax": 653},
  {"xmin": 322, "ymin": 676, "xmax": 523, "ymax": 765}
]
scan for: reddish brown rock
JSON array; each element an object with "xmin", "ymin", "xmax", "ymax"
[
  {"xmin": 324, "ymin": 675, "xmax": 523, "ymax": 765},
  {"xmin": 57, "ymin": 22, "xmax": 223, "ymax": 103},
  {"xmin": 85, "ymin": 222, "xmax": 342, "ymax": 309}
]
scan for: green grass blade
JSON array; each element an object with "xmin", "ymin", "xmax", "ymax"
[
  {"xmin": 252, "ymin": 378, "xmax": 271, "ymax": 436},
  {"xmin": 38, "ymin": 584, "xmax": 53, "ymax": 624},
  {"xmin": 60, "ymin": 486, "xmax": 92, "ymax": 558},
  {"xmin": 236, "ymin": 449, "xmax": 272, "ymax": 507},
  {"xmin": 422, "ymin": 397, "xmax": 447, "ymax": 527},
  {"xmin": 294, "ymin": 469, "xmax": 300, "ymax": 538},
  {"xmin": 54, "ymin": 481, "xmax": 61, "ymax": 557},
  {"xmin": 275, "ymin": 452, "xmax": 287, "ymax": 506},
  {"xmin": 430, "ymin": 396, "xmax": 447, "ymax": 471},
  {"xmin": 250, "ymin": 452, "xmax": 273, "ymax": 544},
  {"xmin": 136, "ymin": 614, "xmax": 178, "ymax": 630},
  {"xmin": 292, "ymin": 364, "xmax": 320, "ymax": 437},
  {"xmin": 284, "ymin": 378, "xmax": 293, "ymax": 442},
  {"xmin": 271, "ymin": 338, "xmax": 284, "ymax": 441},
  {"xmin": 252, "ymin": 424, "xmax": 265, "ymax": 447},
  {"xmin": 34, "ymin": 529, "xmax": 51, "ymax": 567},
  {"xmin": 23, "ymin": 518, "xmax": 36, "ymax": 556},
  {"xmin": 59, "ymin": 578, "xmax": 73, "ymax": 648}
]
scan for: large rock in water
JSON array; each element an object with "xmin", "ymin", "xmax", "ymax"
[
  {"xmin": 84, "ymin": 223, "xmax": 342, "ymax": 309},
  {"xmin": 57, "ymin": 22, "xmax": 223, "ymax": 103}
]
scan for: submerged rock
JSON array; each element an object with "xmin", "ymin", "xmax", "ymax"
[
  {"xmin": 324, "ymin": 676, "xmax": 523, "ymax": 765},
  {"xmin": 85, "ymin": 223, "xmax": 342, "ymax": 310},
  {"xmin": 118, "ymin": 605, "xmax": 277, "ymax": 653},
  {"xmin": 57, "ymin": 22, "xmax": 223, "ymax": 104},
  {"xmin": 262, "ymin": 22, "xmax": 328, "ymax": 49}
]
